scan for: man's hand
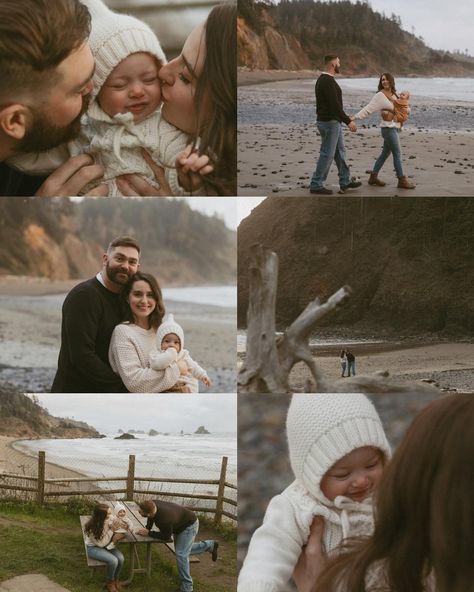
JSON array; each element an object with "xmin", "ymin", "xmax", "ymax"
[
  {"xmin": 137, "ymin": 528, "xmax": 150, "ymax": 536},
  {"xmin": 35, "ymin": 154, "xmax": 106, "ymax": 197},
  {"xmin": 176, "ymin": 144, "xmax": 214, "ymax": 192},
  {"xmin": 293, "ymin": 516, "xmax": 327, "ymax": 592},
  {"xmin": 348, "ymin": 121, "xmax": 357, "ymax": 132}
]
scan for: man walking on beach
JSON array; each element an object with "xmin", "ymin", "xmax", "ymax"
[
  {"xmin": 51, "ymin": 236, "xmax": 140, "ymax": 393},
  {"xmin": 346, "ymin": 350, "xmax": 356, "ymax": 376},
  {"xmin": 137, "ymin": 499, "xmax": 219, "ymax": 592},
  {"xmin": 0, "ymin": 0, "xmax": 105, "ymax": 196},
  {"xmin": 309, "ymin": 55, "xmax": 362, "ymax": 195}
]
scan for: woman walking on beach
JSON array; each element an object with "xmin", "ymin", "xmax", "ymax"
[
  {"xmin": 108, "ymin": 271, "xmax": 182, "ymax": 392},
  {"xmin": 84, "ymin": 503, "xmax": 124, "ymax": 592},
  {"xmin": 339, "ymin": 350, "xmax": 347, "ymax": 377},
  {"xmin": 293, "ymin": 394, "xmax": 474, "ymax": 592},
  {"xmin": 353, "ymin": 73, "xmax": 415, "ymax": 190}
]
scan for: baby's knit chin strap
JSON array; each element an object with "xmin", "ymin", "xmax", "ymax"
[
  {"xmin": 333, "ymin": 495, "xmax": 374, "ymax": 540},
  {"xmin": 112, "ymin": 112, "xmax": 147, "ymax": 165}
]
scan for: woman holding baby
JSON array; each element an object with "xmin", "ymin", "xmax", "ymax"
[
  {"xmin": 108, "ymin": 271, "xmax": 211, "ymax": 393},
  {"xmin": 353, "ymin": 73, "xmax": 415, "ymax": 189}
]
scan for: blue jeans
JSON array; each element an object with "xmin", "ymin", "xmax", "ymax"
[
  {"xmin": 86, "ymin": 546, "xmax": 124, "ymax": 581},
  {"xmin": 373, "ymin": 127, "xmax": 404, "ymax": 178},
  {"xmin": 175, "ymin": 519, "xmax": 215, "ymax": 592},
  {"xmin": 348, "ymin": 360, "xmax": 356, "ymax": 376},
  {"xmin": 310, "ymin": 120, "xmax": 351, "ymax": 190}
]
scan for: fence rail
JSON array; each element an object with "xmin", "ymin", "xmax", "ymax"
[{"xmin": 0, "ymin": 453, "xmax": 237, "ymax": 524}]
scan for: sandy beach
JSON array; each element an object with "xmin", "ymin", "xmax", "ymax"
[
  {"xmin": 238, "ymin": 72, "xmax": 474, "ymax": 196},
  {"xmin": 0, "ymin": 276, "xmax": 236, "ymax": 393},
  {"xmin": 238, "ymin": 335, "xmax": 474, "ymax": 392},
  {"xmin": 0, "ymin": 435, "xmax": 86, "ymax": 479}
]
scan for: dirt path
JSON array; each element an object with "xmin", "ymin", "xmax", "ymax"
[{"xmin": 0, "ymin": 575, "xmax": 71, "ymax": 592}]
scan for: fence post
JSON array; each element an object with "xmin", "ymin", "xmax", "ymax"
[
  {"xmin": 37, "ymin": 451, "xmax": 45, "ymax": 505},
  {"xmin": 214, "ymin": 456, "xmax": 228, "ymax": 525},
  {"xmin": 127, "ymin": 455, "xmax": 135, "ymax": 500}
]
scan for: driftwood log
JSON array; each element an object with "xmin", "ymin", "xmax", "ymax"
[{"xmin": 238, "ymin": 245, "xmax": 440, "ymax": 395}]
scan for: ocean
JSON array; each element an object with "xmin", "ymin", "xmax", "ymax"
[{"xmin": 13, "ymin": 432, "xmax": 237, "ymax": 483}]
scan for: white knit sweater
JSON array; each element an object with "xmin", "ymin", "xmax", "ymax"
[
  {"xmin": 84, "ymin": 520, "xmax": 115, "ymax": 548},
  {"xmin": 354, "ymin": 91, "xmax": 401, "ymax": 129},
  {"xmin": 149, "ymin": 347, "xmax": 208, "ymax": 393},
  {"xmin": 7, "ymin": 104, "xmax": 189, "ymax": 196},
  {"xmin": 108, "ymin": 323, "xmax": 181, "ymax": 393},
  {"xmin": 238, "ymin": 480, "xmax": 375, "ymax": 592}
]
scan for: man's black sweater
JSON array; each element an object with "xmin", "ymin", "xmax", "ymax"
[
  {"xmin": 145, "ymin": 500, "xmax": 197, "ymax": 541},
  {"xmin": 315, "ymin": 73, "xmax": 351, "ymax": 125},
  {"xmin": 51, "ymin": 277, "xmax": 127, "ymax": 393}
]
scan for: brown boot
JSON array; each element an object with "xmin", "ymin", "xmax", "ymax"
[
  {"xmin": 114, "ymin": 579, "xmax": 122, "ymax": 591},
  {"xmin": 368, "ymin": 171, "xmax": 386, "ymax": 186},
  {"xmin": 397, "ymin": 176, "xmax": 415, "ymax": 189},
  {"xmin": 105, "ymin": 580, "xmax": 117, "ymax": 592}
]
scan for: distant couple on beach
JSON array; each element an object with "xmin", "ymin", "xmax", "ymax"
[
  {"xmin": 339, "ymin": 349, "xmax": 355, "ymax": 377},
  {"xmin": 51, "ymin": 236, "xmax": 211, "ymax": 393},
  {"xmin": 309, "ymin": 54, "xmax": 415, "ymax": 194}
]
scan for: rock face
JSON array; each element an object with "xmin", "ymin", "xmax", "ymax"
[
  {"xmin": 0, "ymin": 390, "xmax": 99, "ymax": 439},
  {"xmin": 195, "ymin": 425, "xmax": 210, "ymax": 435},
  {"xmin": 238, "ymin": 197, "xmax": 474, "ymax": 337},
  {"xmin": 115, "ymin": 433, "xmax": 136, "ymax": 440},
  {"xmin": 238, "ymin": 1, "xmax": 474, "ymax": 76}
]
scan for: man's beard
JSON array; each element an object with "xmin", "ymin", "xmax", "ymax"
[
  {"xmin": 16, "ymin": 93, "xmax": 90, "ymax": 154},
  {"xmin": 334, "ymin": 65, "xmax": 340, "ymax": 74},
  {"xmin": 106, "ymin": 262, "xmax": 132, "ymax": 286}
]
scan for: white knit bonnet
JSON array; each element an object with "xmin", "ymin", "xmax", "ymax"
[
  {"xmin": 287, "ymin": 394, "xmax": 391, "ymax": 504},
  {"xmin": 156, "ymin": 314, "xmax": 184, "ymax": 350},
  {"xmin": 81, "ymin": 0, "xmax": 166, "ymax": 98},
  {"xmin": 114, "ymin": 502, "xmax": 126, "ymax": 515}
]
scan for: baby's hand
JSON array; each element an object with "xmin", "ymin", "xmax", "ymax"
[
  {"xmin": 176, "ymin": 145, "xmax": 214, "ymax": 192},
  {"xmin": 201, "ymin": 376, "xmax": 212, "ymax": 387}
]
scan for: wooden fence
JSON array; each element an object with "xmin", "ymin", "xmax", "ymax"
[{"xmin": 0, "ymin": 453, "xmax": 237, "ymax": 524}]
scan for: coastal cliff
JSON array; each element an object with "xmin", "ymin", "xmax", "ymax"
[{"xmin": 238, "ymin": 0, "xmax": 474, "ymax": 76}]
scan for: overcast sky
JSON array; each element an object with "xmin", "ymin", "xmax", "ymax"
[
  {"xmin": 187, "ymin": 197, "xmax": 237, "ymax": 231},
  {"xmin": 342, "ymin": 0, "xmax": 474, "ymax": 55},
  {"xmin": 237, "ymin": 197, "xmax": 265, "ymax": 226},
  {"xmin": 34, "ymin": 394, "xmax": 237, "ymax": 434}
]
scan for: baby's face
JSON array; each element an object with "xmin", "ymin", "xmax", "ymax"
[
  {"xmin": 320, "ymin": 446, "xmax": 384, "ymax": 502},
  {"xmin": 117, "ymin": 509, "xmax": 126, "ymax": 518},
  {"xmin": 161, "ymin": 333, "xmax": 181, "ymax": 352},
  {"xmin": 98, "ymin": 52, "xmax": 162, "ymax": 123},
  {"xmin": 400, "ymin": 91, "xmax": 410, "ymax": 100}
]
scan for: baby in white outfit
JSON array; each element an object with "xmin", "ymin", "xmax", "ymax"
[
  {"xmin": 238, "ymin": 393, "xmax": 391, "ymax": 592},
  {"xmin": 149, "ymin": 314, "xmax": 211, "ymax": 393}
]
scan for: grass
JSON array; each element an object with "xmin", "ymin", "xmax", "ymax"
[{"xmin": 0, "ymin": 499, "xmax": 236, "ymax": 592}]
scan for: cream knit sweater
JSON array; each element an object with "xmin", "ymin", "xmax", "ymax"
[
  {"xmin": 109, "ymin": 323, "xmax": 181, "ymax": 393},
  {"xmin": 354, "ymin": 91, "xmax": 401, "ymax": 128},
  {"xmin": 238, "ymin": 480, "xmax": 375, "ymax": 592}
]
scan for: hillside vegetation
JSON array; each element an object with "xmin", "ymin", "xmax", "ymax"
[
  {"xmin": 0, "ymin": 198, "xmax": 236, "ymax": 285},
  {"xmin": 0, "ymin": 390, "xmax": 99, "ymax": 438},
  {"xmin": 238, "ymin": 197, "xmax": 474, "ymax": 337},
  {"xmin": 238, "ymin": 0, "xmax": 474, "ymax": 76}
]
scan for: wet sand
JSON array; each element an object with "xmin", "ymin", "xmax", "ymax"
[
  {"xmin": 238, "ymin": 74, "xmax": 474, "ymax": 197},
  {"xmin": 0, "ymin": 276, "xmax": 236, "ymax": 393}
]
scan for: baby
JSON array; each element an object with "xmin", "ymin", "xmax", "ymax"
[
  {"xmin": 149, "ymin": 314, "xmax": 211, "ymax": 393},
  {"xmin": 8, "ymin": 0, "xmax": 201, "ymax": 195},
  {"xmin": 105, "ymin": 502, "xmax": 134, "ymax": 550},
  {"xmin": 383, "ymin": 90, "xmax": 411, "ymax": 126},
  {"xmin": 238, "ymin": 393, "xmax": 391, "ymax": 592}
]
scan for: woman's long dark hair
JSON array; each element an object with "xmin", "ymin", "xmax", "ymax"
[
  {"xmin": 121, "ymin": 271, "xmax": 165, "ymax": 330},
  {"xmin": 192, "ymin": 3, "xmax": 236, "ymax": 196},
  {"xmin": 378, "ymin": 72, "xmax": 397, "ymax": 96},
  {"xmin": 315, "ymin": 394, "xmax": 474, "ymax": 592},
  {"xmin": 84, "ymin": 503, "xmax": 109, "ymax": 540}
]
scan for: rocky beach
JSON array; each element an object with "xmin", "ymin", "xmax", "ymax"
[
  {"xmin": 0, "ymin": 276, "xmax": 236, "ymax": 394},
  {"xmin": 238, "ymin": 71, "xmax": 474, "ymax": 196}
]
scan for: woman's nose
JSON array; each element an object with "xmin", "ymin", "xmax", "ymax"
[{"xmin": 158, "ymin": 62, "xmax": 175, "ymax": 85}]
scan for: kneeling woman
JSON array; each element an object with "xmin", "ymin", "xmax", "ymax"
[{"xmin": 84, "ymin": 503, "xmax": 124, "ymax": 592}]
